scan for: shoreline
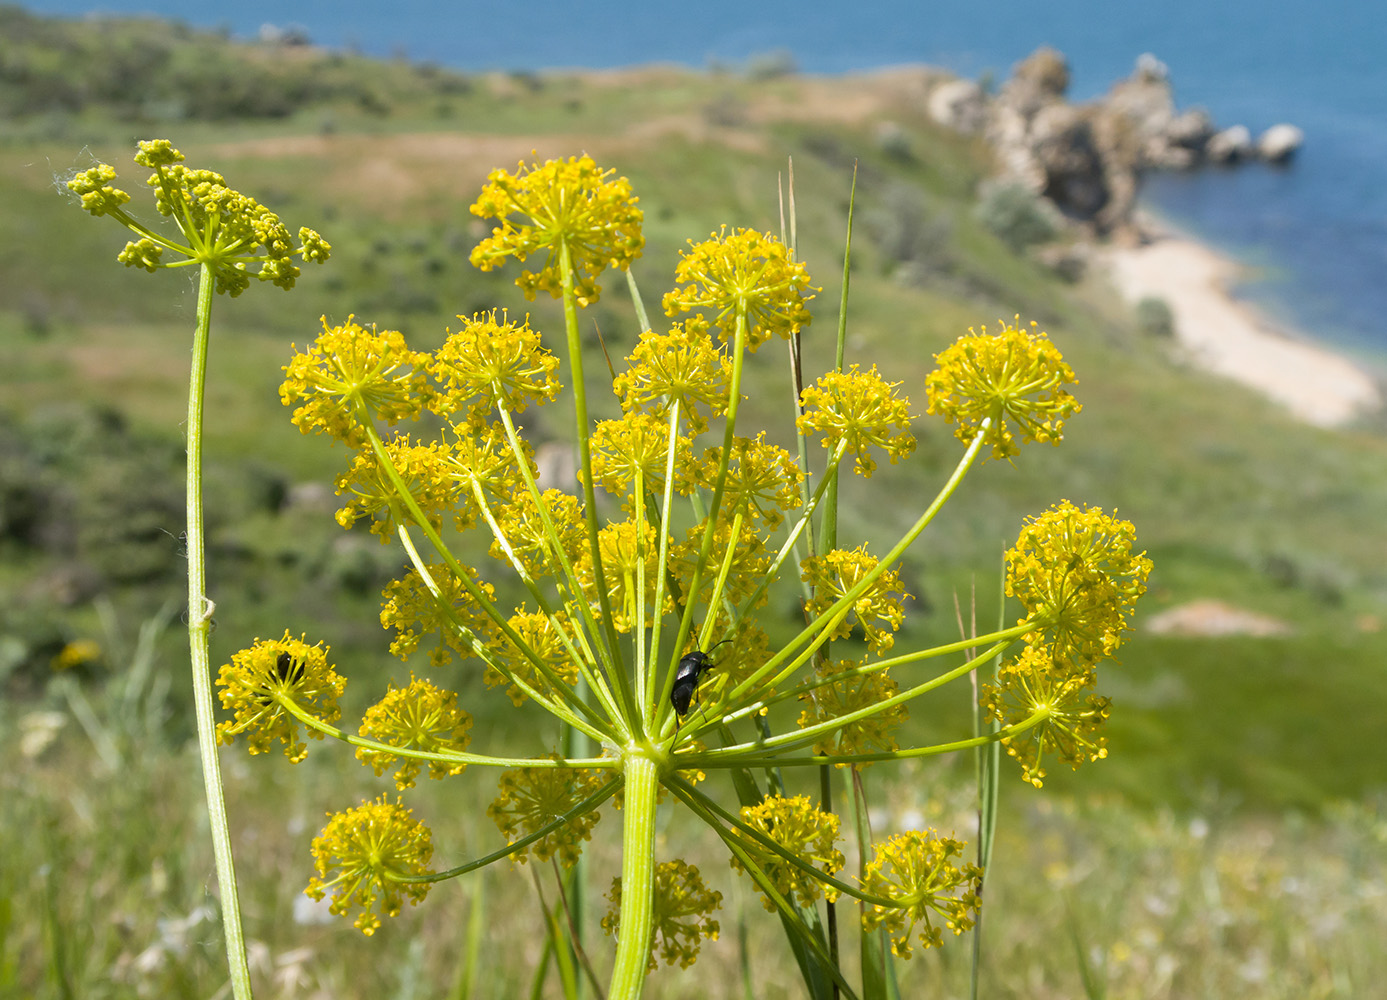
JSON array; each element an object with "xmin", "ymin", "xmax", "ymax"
[{"xmin": 1102, "ymin": 215, "xmax": 1382, "ymax": 428}]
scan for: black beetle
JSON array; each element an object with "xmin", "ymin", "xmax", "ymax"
[{"xmin": 671, "ymin": 639, "xmax": 731, "ymax": 718}]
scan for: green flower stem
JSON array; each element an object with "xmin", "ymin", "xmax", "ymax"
[
  {"xmin": 558, "ymin": 241, "xmax": 633, "ymax": 723},
  {"xmin": 391, "ymin": 779, "xmax": 621, "ymax": 884},
  {"xmin": 624, "ymin": 268, "xmax": 652, "ymax": 335},
  {"xmin": 490, "ymin": 403, "xmax": 623, "ymax": 718},
  {"xmin": 706, "ymin": 636, "xmax": 1015, "ymax": 758},
  {"xmin": 354, "ymin": 412, "xmax": 613, "ymax": 741},
  {"xmin": 733, "ymin": 439, "xmax": 849, "ymax": 623},
  {"xmin": 184, "ymin": 262, "xmax": 254, "ymax": 1000},
  {"xmin": 667, "ymin": 779, "xmax": 861, "ymax": 1000},
  {"xmin": 642, "ymin": 403, "xmax": 684, "ymax": 720},
  {"xmin": 821, "ymin": 163, "xmax": 857, "ymax": 558},
  {"xmin": 668, "ymin": 310, "xmax": 750, "ymax": 698},
  {"xmin": 279, "ymin": 695, "xmax": 617, "ymax": 770},
  {"xmin": 462, "ymin": 473, "xmax": 619, "ymax": 724},
  {"xmin": 609, "ymin": 751, "xmax": 660, "ymax": 999},
  {"xmin": 393, "ymin": 526, "xmax": 610, "ymax": 740},
  {"xmin": 683, "ymin": 709, "xmax": 1048, "ymax": 769},
  {"xmin": 729, "ymin": 418, "xmax": 992, "ymax": 704}
]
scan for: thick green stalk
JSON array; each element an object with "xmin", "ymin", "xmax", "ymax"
[
  {"xmin": 185, "ymin": 262, "xmax": 253, "ymax": 999},
  {"xmin": 609, "ymin": 752, "xmax": 660, "ymax": 999}
]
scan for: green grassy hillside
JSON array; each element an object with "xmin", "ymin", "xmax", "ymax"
[{"xmin": 2, "ymin": 10, "xmax": 1385, "ymax": 997}]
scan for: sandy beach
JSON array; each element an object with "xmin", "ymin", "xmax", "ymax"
[{"xmin": 1103, "ymin": 221, "xmax": 1382, "ymax": 428}]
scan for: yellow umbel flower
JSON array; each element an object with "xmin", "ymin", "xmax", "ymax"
[
  {"xmin": 797, "ymin": 659, "xmax": 908, "ymax": 765},
  {"xmin": 802, "ymin": 546, "xmax": 910, "ymax": 653},
  {"xmin": 469, "ymin": 155, "xmax": 644, "ymax": 306},
  {"xmin": 487, "ymin": 762, "xmax": 607, "ymax": 867},
  {"xmin": 333, "ymin": 435, "xmax": 459, "ymax": 541},
  {"xmin": 662, "ymin": 227, "xmax": 815, "ymax": 350},
  {"xmin": 429, "ymin": 310, "xmax": 561, "ymax": 421},
  {"xmin": 679, "ymin": 434, "xmax": 803, "ymax": 530},
  {"xmin": 281, "ymin": 316, "xmax": 431, "ymax": 449},
  {"xmin": 578, "ymin": 518, "xmax": 665, "ymax": 632},
  {"xmin": 305, "ymin": 796, "xmax": 434, "ymax": 935},
  {"xmin": 981, "ymin": 644, "xmax": 1112, "ymax": 787},
  {"xmin": 487, "ymin": 487, "xmax": 585, "ymax": 579},
  {"xmin": 602, "ymin": 860, "xmax": 723, "ymax": 971},
  {"xmin": 355, "ymin": 675, "xmax": 474, "ymax": 789},
  {"xmin": 672, "ymin": 518, "xmax": 773, "ymax": 609},
  {"xmin": 380, "ymin": 561, "xmax": 499, "ymax": 668},
  {"xmin": 1006, "ymin": 501, "xmax": 1152, "ymax": 667},
  {"xmin": 731, "ymin": 795, "xmax": 844, "ymax": 910},
  {"xmin": 860, "ymin": 831, "xmax": 983, "ymax": 958},
  {"xmin": 925, "ymin": 317, "xmax": 1080, "ymax": 460},
  {"xmin": 69, "ymin": 139, "xmax": 329, "ymax": 295},
  {"xmin": 485, "ymin": 606, "xmax": 581, "ymax": 707},
  {"xmin": 588, "ymin": 411, "xmax": 686, "ymax": 502},
  {"xmin": 613, "ymin": 317, "xmax": 731, "ymax": 435},
  {"xmin": 798, "ymin": 365, "xmax": 916, "ymax": 476},
  {"xmin": 215, "ymin": 632, "xmax": 345, "ymax": 763}
]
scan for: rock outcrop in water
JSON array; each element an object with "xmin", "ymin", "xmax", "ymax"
[{"xmin": 930, "ymin": 48, "xmax": 1303, "ymax": 236}]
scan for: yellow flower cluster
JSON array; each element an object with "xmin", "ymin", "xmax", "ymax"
[
  {"xmin": 429, "ymin": 311, "xmax": 561, "ymax": 423},
  {"xmin": 801, "ymin": 546, "xmax": 910, "ymax": 653},
  {"xmin": 356, "ymin": 675, "xmax": 473, "ymax": 789},
  {"xmin": 612, "ymin": 317, "xmax": 731, "ymax": 435},
  {"xmin": 925, "ymin": 317, "xmax": 1079, "ymax": 460},
  {"xmin": 69, "ymin": 139, "xmax": 329, "ymax": 295},
  {"xmin": 469, "ymin": 154, "xmax": 644, "ymax": 306},
  {"xmin": 215, "ymin": 632, "xmax": 345, "ymax": 763},
  {"xmin": 731, "ymin": 795, "xmax": 844, "ymax": 911},
  {"xmin": 662, "ymin": 227, "xmax": 815, "ymax": 350},
  {"xmin": 601, "ymin": 860, "xmax": 723, "ymax": 971},
  {"xmin": 305, "ymin": 796, "xmax": 434, "ymax": 935},
  {"xmin": 487, "ymin": 762, "xmax": 608, "ymax": 867},
  {"xmin": 859, "ymin": 831, "xmax": 982, "ymax": 958},
  {"xmin": 798, "ymin": 365, "xmax": 916, "ymax": 476},
  {"xmin": 797, "ymin": 659, "xmax": 908, "ymax": 764}
]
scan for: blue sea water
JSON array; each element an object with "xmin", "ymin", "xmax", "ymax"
[{"xmin": 21, "ymin": 0, "xmax": 1387, "ymax": 359}]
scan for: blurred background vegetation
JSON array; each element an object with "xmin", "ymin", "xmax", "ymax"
[{"xmin": 2, "ymin": 6, "xmax": 1384, "ymax": 997}]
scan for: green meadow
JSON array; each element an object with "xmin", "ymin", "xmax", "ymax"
[{"xmin": 2, "ymin": 9, "xmax": 1384, "ymax": 997}]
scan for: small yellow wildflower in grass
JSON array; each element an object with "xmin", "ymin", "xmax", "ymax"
[
  {"xmin": 305, "ymin": 796, "xmax": 434, "ymax": 935},
  {"xmin": 214, "ymin": 632, "xmax": 345, "ymax": 763},
  {"xmin": 487, "ymin": 762, "xmax": 609, "ymax": 867},
  {"xmin": 613, "ymin": 317, "xmax": 731, "ymax": 435},
  {"xmin": 469, "ymin": 154, "xmax": 643, "ymax": 306},
  {"xmin": 662, "ymin": 226, "xmax": 815, "ymax": 349},
  {"xmin": 860, "ymin": 831, "xmax": 983, "ymax": 958},
  {"xmin": 981, "ymin": 644, "xmax": 1113, "ymax": 788},
  {"xmin": 798, "ymin": 364, "xmax": 916, "ymax": 476},
  {"xmin": 602, "ymin": 860, "xmax": 723, "ymax": 971},
  {"xmin": 797, "ymin": 659, "xmax": 909, "ymax": 764},
  {"xmin": 731, "ymin": 795, "xmax": 845, "ymax": 911},
  {"xmin": 1006, "ymin": 500, "xmax": 1153, "ymax": 667},
  {"xmin": 356, "ymin": 675, "xmax": 473, "ymax": 789},
  {"xmin": 280, "ymin": 316, "xmax": 432, "ymax": 449},
  {"xmin": 925, "ymin": 316, "xmax": 1079, "ymax": 460},
  {"xmin": 801, "ymin": 546, "xmax": 910, "ymax": 653}
]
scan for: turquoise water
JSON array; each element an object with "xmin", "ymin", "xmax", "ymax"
[{"xmin": 22, "ymin": 0, "xmax": 1387, "ymax": 357}]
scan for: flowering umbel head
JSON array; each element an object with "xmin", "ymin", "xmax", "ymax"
[
  {"xmin": 487, "ymin": 762, "xmax": 608, "ymax": 867},
  {"xmin": 925, "ymin": 317, "xmax": 1079, "ymax": 460},
  {"xmin": 860, "ymin": 831, "xmax": 982, "ymax": 958},
  {"xmin": 305, "ymin": 796, "xmax": 434, "ymax": 935},
  {"xmin": 215, "ymin": 633, "xmax": 345, "ymax": 763},
  {"xmin": 1006, "ymin": 501, "xmax": 1152, "ymax": 667},
  {"xmin": 469, "ymin": 155, "xmax": 643, "ymax": 306},
  {"xmin": 601, "ymin": 861, "xmax": 723, "ymax": 971},
  {"xmin": 731, "ymin": 795, "xmax": 844, "ymax": 911},
  {"xmin": 356, "ymin": 675, "xmax": 474, "ymax": 789},
  {"xmin": 67, "ymin": 139, "xmax": 329, "ymax": 296},
  {"xmin": 662, "ymin": 227, "xmax": 815, "ymax": 350}
]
